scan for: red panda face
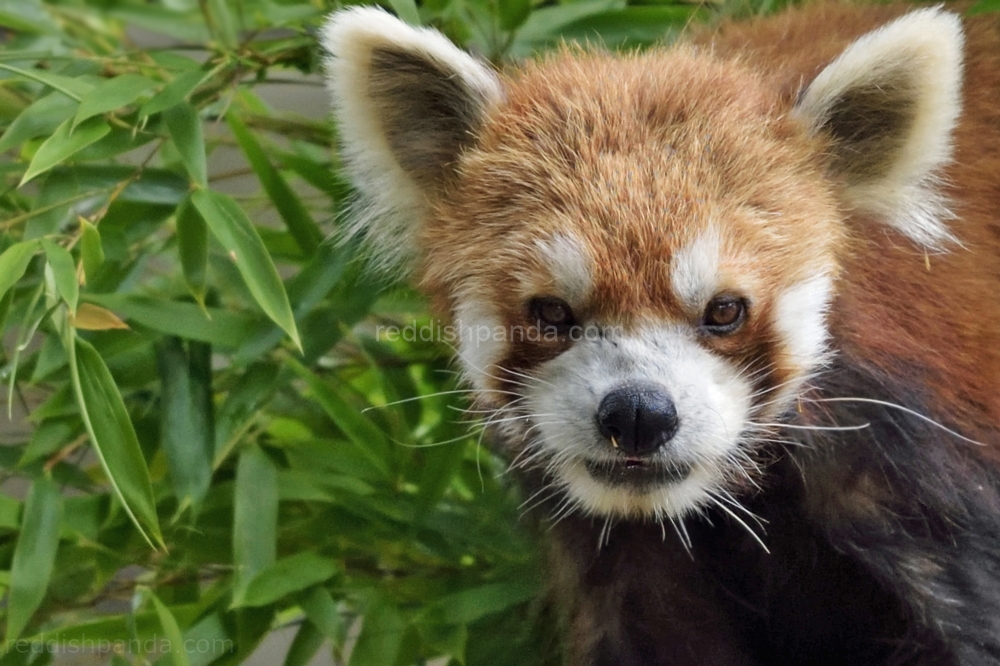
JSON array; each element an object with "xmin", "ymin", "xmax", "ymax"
[
  {"xmin": 323, "ymin": 8, "xmax": 963, "ymax": 520},
  {"xmin": 415, "ymin": 51, "xmax": 843, "ymax": 519}
]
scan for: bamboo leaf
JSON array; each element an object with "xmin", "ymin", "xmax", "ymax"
[
  {"xmin": 175, "ymin": 197, "xmax": 207, "ymax": 304},
  {"xmin": 0, "ymin": 241, "xmax": 39, "ymax": 302},
  {"xmin": 155, "ymin": 337, "xmax": 214, "ymax": 510},
  {"xmin": 6, "ymin": 477, "xmax": 62, "ymax": 642},
  {"xmin": 79, "ymin": 218, "xmax": 104, "ymax": 281},
  {"xmin": 164, "ymin": 102, "xmax": 207, "ymax": 188},
  {"xmin": 42, "ymin": 238, "xmax": 78, "ymax": 313},
  {"xmin": 84, "ymin": 294, "xmax": 264, "ymax": 348},
  {"xmin": 283, "ymin": 621, "xmax": 325, "ymax": 666},
  {"xmin": 226, "ymin": 114, "xmax": 322, "ymax": 256},
  {"xmin": 300, "ymin": 588, "xmax": 342, "ymax": 642},
  {"xmin": 499, "ymin": 0, "xmax": 531, "ymax": 31},
  {"xmin": 0, "ymin": 63, "xmax": 93, "ymax": 101},
  {"xmin": 73, "ymin": 74, "xmax": 157, "ymax": 130},
  {"xmin": 206, "ymin": 0, "xmax": 238, "ymax": 47},
  {"xmin": 146, "ymin": 589, "xmax": 193, "ymax": 666},
  {"xmin": 0, "ymin": 92, "xmax": 77, "ymax": 154},
  {"xmin": 68, "ymin": 336, "xmax": 163, "ymax": 548},
  {"xmin": 386, "ymin": 0, "xmax": 420, "ymax": 25},
  {"xmin": 140, "ymin": 70, "xmax": 204, "ymax": 118},
  {"xmin": 0, "ymin": 0, "xmax": 59, "ymax": 34},
  {"xmin": 20, "ymin": 117, "xmax": 111, "ymax": 186},
  {"xmin": 72, "ymin": 303, "xmax": 129, "ymax": 330},
  {"xmin": 285, "ymin": 358, "xmax": 390, "ymax": 476},
  {"xmin": 237, "ymin": 552, "xmax": 338, "ymax": 608},
  {"xmin": 432, "ymin": 582, "xmax": 537, "ymax": 624},
  {"xmin": 232, "ymin": 446, "xmax": 277, "ymax": 607},
  {"xmin": 349, "ymin": 596, "xmax": 404, "ymax": 666},
  {"xmin": 190, "ymin": 189, "xmax": 300, "ymax": 350}
]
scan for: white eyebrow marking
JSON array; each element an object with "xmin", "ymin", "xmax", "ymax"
[
  {"xmin": 773, "ymin": 274, "xmax": 833, "ymax": 366},
  {"xmin": 671, "ymin": 226, "xmax": 721, "ymax": 308},
  {"xmin": 536, "ymin": 233, "xmax": 593, "ymax": 304}
]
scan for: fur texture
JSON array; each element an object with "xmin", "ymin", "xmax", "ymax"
[{"xmin": 322, "ymin": 4, "xmax": 1000, "ymax": 664}]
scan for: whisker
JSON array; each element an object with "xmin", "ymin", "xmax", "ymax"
[
  {"xmin": 597, "ymin": 516, "xmax": 613, "ymax": 550},
  {"xmin": 708, "ymin": 495, "xmax": 770, "ymax": 554},
  {"xmin": 392, "ymin": 432, "xmax": 475, "ymax": 449},
  {"xmin": 807, "ymin": 396, "xmax": 985, "ymax": 446},
  {"xmin": 496, "ymin": 365, "xmax": 556, "ymax": 389},
  {"xmin": 675, "ymin": 515, "xmax": 693, "ymax": 555},
  {"xmin": 714, "ymin": 488, "xmax": 768, "ymax": 531},
  {"xmin": 749, "ymin": 421, "xmax": 871, "ymax": 432},
  {"xmin": 360, "ymin": 388, "xmax": 517, "ymax": 413}
]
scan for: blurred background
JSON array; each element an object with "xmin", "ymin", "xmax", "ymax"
[{"xmin": 0, "ymin": 0, "xmax": 977, "ymax": 663}]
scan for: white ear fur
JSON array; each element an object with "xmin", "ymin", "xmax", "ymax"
[
  {"xmin": 795, "ymin": 8, "xmax": 964, "ymax": 249},
  {"xmin": 321, "ymin": 8, "xmax": 503, "ymax": 273}
]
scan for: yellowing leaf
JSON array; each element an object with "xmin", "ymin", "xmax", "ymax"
[{"xmin": 71, "ymin": 303, "xmax": 129, "ymax": 331}]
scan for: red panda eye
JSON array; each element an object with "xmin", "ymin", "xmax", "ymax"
[
  {"xmin": 701, "ymin": 296, "xmax": 747, "ymax": 334},
  {"xmin": 529, "ymin": 297, "xmax": 575, "ymax": 332}
]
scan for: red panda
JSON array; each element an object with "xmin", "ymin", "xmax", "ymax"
[{"xmin": 321, "ymin": 3, "xmax": 1000, "ymax": 664}]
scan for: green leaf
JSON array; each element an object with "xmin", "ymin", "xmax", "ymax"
[
  {"xmin": 232, "ymin": 446, "xmax": 277, "ymax": 607},
  {"xmin": 969, "ymin": 0, "xmax": 1000, "ymax": 14},
  {"xmin": 499, "ymin": 0, "xmax": 531, "ymax": 32},
  {"xmin": 109, "ymin": 6, "xmax": 210, "ymax": 43},
  {"xmin": 0, "ymin": 92, "xmax": 77, "ymax": 154},
  {"xmin": 73, "ymin": 74, "xmax": 157, "ymax": 130},
  {"xmin": 146, "ymin": 590, "xmax": 193, "ymax": 666},
  {"xmin": 0, "ymin": 64, "xmax": 93, "ymax": 101},
  {"xmin": 418, "ymin": 623, "xmax": 467, "ymax": 665},
  {"xmin": 84, "ymin": 294, "xmax": 264, "ymax": 349},
  {"xmin": 285, "ymin": 358, "xmax": 390, "ymax": 476},
  {"xmin": 0, "ymin": 241, "xmax": 39, "ymax": 303},
  {"xmin": 386, "ymin": 0, "xmax": 420, "ymax": 25},
  {"xmin": 140, "ymin": 70, "xmax": 204, "ymax": 118},
  {"xmin": 20, "ymin": 117, "xmax": 112, "ymax": 186},
  {"xmin": 0, "ymin": 494, "xmax": 21, "ymax": 530},
  {"xmin": 0, "ymin": 0, "xmax": 58, "ymax": 34},
  {"xmin": 79, "ymin": 219, "xmax": 104, "ymax": 281},
  {"xmin": 156, "ymin": 338, "xmax": 214, "ymax": 510},
  {"xmin": 511, "ymin": 0, "xmax": 623, "ymax": 54},
  {"xmin": 283, "ymin": 621, "xmax": 325, "ymax": 666},
  {"xmin": 434, "ymin": 582, "xmax": 537, "ymax": 624},
  {"xmin": 175, "ymin": 197, "xmax": 208, "ymax": 303},
  {"xmin": 300, "ymin": 587, "xmax": 342, "ymax": 642},
  {"xmin": 69, "ymin": 337, "xmax": 163, "ymax": 548},
  {"xmin": 349, "ymin": 596, "xmax": 404, "ymax": 666},
  {"xmin": 555, "ymin": 6, "xmax": 695, "ymax": 48},
  {"xmin": 237, "ymin": 552, "xmax": 338, "ymax": 608},
  {"xmin": 415, "ymin": 438, "xmax": 465, "ymax": 517},
  {"xmin": 164, "ymin": 102, "xmax": 207, "ymax": 188},
  {"xmin": 190, "ymin": 190, "xmax": 301, "ymax": 350},
  {"xmin": 42, "ymin": 238, "xmax": 78, "ymax": 313},
  {"xmin": 206, "ymin": 0, "xmax": 238, "ymax": 47},
  {"xmin": 226, "ymin": 114, "xmax": 322, "ymax": 256},
  {"xmin": 7, "ymin": 477, "xmax": 62, "ymax": 641},
  {"xmin": 213, "ymin": 362, "xmax": 280, "ymax": 463}
]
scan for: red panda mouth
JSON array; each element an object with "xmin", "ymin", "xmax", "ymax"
[{"xmin": 584, "ymin": 458, "xmax": 692, "ymax": 490}]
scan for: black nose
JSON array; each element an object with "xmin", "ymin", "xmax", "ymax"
[{"xmin": 597, "ymin": 383, "xmax": 679, "ymax": 455}]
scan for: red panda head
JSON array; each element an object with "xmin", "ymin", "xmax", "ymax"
[{"xmin": 322, "ymin": 8, "xmax": 963, "ymax": 520}]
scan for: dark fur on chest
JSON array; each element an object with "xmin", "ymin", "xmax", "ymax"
[{"xmin": 529, "ymin": 358, "xmax": 1000, "ymax": 665}]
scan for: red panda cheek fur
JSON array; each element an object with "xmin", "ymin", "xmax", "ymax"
[{"xmin": 323, "ymin": 4, "xmax": 1000, "ymax": 663}]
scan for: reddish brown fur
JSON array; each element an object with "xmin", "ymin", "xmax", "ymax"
[
  {"xmin": 415, "ymin": 5, "xmax": 1000, "ymax": 448},
  {"xmin": 706, "ymin": 4, "xmax": 1000, "ymax": 450},
  {"xmin": 419, "ymin": 46, "xmax": 845, "ymax": 408},
  {"xmin": 329, "ymin": 3, "xmax": 1000, "ymax": 660}
]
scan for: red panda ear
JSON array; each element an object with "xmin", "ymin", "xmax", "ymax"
[
  {"xmin": 795, "ymin": 8, "xmax": 964, "ymax": 249},
  {"xmin": 321, "ymin": 8, "xmax": 502, "ymax": 273}
]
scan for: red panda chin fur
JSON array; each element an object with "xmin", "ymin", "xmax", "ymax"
[{"xmin": 323, "ymin": 3, "xmax": 1000, "ymax": 663}]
